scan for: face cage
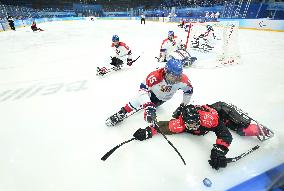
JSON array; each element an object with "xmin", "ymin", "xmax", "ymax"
[
  {"xmin": 185, "ymin": 121, "xmax": 200, "ymax": 131},
  {"xmin": 165, "ymin": 71, "xmax": 182, "ymax": 84},
  {"xmin": 113, "ymin": 41, "xmax": 119, "ymax": 47},
  {"xmin": 168, "ymin": 35, "xmax": 174, "ymax": 40}
]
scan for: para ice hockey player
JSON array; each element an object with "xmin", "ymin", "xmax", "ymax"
[
  {"xmin": 7, "ymin": 16, "xmax": 15, "ymax": 31},
  {"xmin": 97, "ymin": 35, "xmax": 133, "ymax": 76},
  {"xmin": 178, "ymin": 19, "xmax": 186, "ymax": 28},
  {"xmin": 133, "ymin": 102, "xmax": 274, "ymax": 170},
  {"xmin": 31, "ymin": 21, "xmax": 44, "ymax": 32},
  {"xmin": 106, "ymin": 58, "xmax": 193, "ymax": 126},
  {"xmin": 158, "ymin": 31, "xmax": 185, "ymax": 62}
]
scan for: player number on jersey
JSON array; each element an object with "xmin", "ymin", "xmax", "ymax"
[{"xmin": 148, "ymin": 75, "xmax": 157, "ymax": 84}]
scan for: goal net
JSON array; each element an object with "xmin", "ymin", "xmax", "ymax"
[{"xmin": 185, "ymin": 21, "xmax": 241, "ymax": 68}]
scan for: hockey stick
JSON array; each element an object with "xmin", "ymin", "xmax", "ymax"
[
  {"xmin": 153, "ymin": 120, "xmax": 186, "ymax": 165},
  {"xmin": 97, "ymin": 55, "xmax": 141, "ymax": 76},
  {"xmin": 129, "ymin": 55, "xmax": 141, "ymax": 65},
  {"xmin": 101, "ymin": 138, "xmax": 136, "ymax": 161},
  {"xmin": 226, "ymin": 145, "xmax": 260, "ymax": 163},
  {"xmin": 125, "ymin": 108, "xmax": 142, "ymax": 119},
  {"xmin": 102, "ymin": 121, "xmax": 186, "ymax": 165}
]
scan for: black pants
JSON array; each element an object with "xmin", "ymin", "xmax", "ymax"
[
  {"xmin": 210, "ymin": 101, "xmax": 251, "ymax": 135},
  {"xmin": 141, "ymin": 18, "xmax": 145, "ymax": 24},
  {"xmin": 110, "ymin": 57, "xmax": 123, "ymax": 67},
  {"xmin": 149, "ymin": 91, "xmax": 164, "ymax": 107},
  {"xmin": 9, "ymin": 22, "xmax": 15, "ymax": 30}
]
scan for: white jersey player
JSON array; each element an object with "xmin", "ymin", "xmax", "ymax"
[
  {"xmin": 111, "ymin": 35, "xmax": 133, "ymax": 67},
  {"xmin": 97, "ymin": 35, "xmax": 133, "ymax": 76},
  {"xmin": 159, "ymin": 31, "xmax": 184, "ymax": 62},
  {"xmin": 106, "ymin": 58, "xmax": 193, "ymax": 126}
]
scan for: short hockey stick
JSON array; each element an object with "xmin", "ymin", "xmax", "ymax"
[
  {"xmin": 153, "ymin": 120, "xmax": 186, "ymax": 165},
  {"xmin": 227, "ymin": 145, "xmax": 260, "ymax": 163},
  {"xmin": 130, "ymin": 55, "xmax": 141, "ymax": 65},
  {"xmin": 97, "ymin": 55, "xmax": 141, "ymax": 76},
  {"xmin": 101, "ymin": 138, "xmax": 136, "ymax": 161}
]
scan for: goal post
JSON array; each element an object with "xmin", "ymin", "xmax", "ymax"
[{"xmin": 185, "ymin": 21, "xmax": 241, "ymax": 68}]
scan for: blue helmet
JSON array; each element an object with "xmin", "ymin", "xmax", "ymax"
[
  {"xmin": 168, "ymin": 31, "xmax": 174, "ymax": 37},
  {"xmin": 165, "ymin": 58, "xmax": 183, "ymax": 84},
  {"xmin": 112, "ymin": 35, "xmax": 119, "ymax": 42},
  {"xmin": 165, "ymin": 58, "xmax": 183, "ymax": 76}
]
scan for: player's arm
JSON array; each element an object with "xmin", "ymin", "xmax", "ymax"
[
  {"xmin": 209, "ymin": 120, "xmax": 233, "ymax": 170},
  {"xmin": 133, "ymin": 119, "xmax": 184, "ymax": 141},
  {"xmin": 180, "ymin": 75, "xmax": 193, "ymax": 105}
]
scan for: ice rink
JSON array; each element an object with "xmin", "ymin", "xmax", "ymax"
[{"xmin": 0, "ymin": 19, "xmax": 284, "ymax": 191}]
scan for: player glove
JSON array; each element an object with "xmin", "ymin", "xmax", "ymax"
[
  {"xmin": 208, "ymin": 144, "xmax": 229, "ymax": 170},
  {"xmin": 127, "ymin": 58, "xmax": 133, "ymax": 66},
  {"xmin": 144, "ymin": 102, "xmax": 157, "ymax": 123},
  {"xmin": 133, "ymin": 126, "xmax": 153, "ymax": 141}
]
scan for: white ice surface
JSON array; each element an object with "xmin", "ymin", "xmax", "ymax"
[{"xmin": 0, "ymin": 19, "xmax": 284, "ymax": 191}]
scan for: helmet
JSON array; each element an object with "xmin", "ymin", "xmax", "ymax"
[
  {"xmin": 112, "ymin": 35, "xmax": 119, "ymax": 42},
  {"xmin": 206, "ymin": 25, "xmax": 213, "ymax": 31},
  {"xmin": 164, "ymin": 58, "xmax": 183, "ymax": 84},
  {"xmin": 168, "ymin": 31, "xmax": 175, "ymax": 37},
  {"xmin": 180, "ymin": 105, "xmax": 200, "ymax": 130},
  {"xmin": 165, "ymin": 58, "xmax": 183, "ymax": 76}
]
